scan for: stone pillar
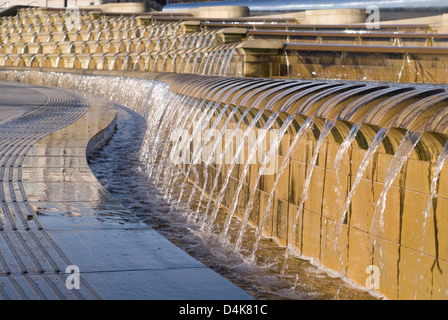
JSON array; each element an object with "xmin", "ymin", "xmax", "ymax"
[{"xmin": 236, "ymin": 40, "xmax": 284, "ymax": 77}]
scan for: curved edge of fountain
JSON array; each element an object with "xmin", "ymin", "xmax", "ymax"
[
  {"xmin": 9, "ymin": 74, "xmax": 254, "ymax": 300},
  {"xmin": 84, "ymin": 101, "xmax": 118, "ymax": 157},
  {"xmin": 5, "ymin": 66, "xmax": 448, "ymax": 299}
]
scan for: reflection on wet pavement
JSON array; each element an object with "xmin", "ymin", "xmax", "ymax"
[{"xmin": 0, "ymin": 82, "xmax": 102, "ymax": 299}]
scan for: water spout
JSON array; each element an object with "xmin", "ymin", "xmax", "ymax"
[
  {"xmin": 162, "ymin": 97, "xmax": 205, "ymax": 194},
  {"xmin": 416, "ymin": 139, "xmax": 448, "ymax": 281}
]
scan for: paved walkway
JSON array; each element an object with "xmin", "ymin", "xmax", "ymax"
[
  {"xmin": 0, "ymin": 81, "xmax": 252, "ymax": 300},
  {"xmin": 0, "ymin": 84, "xmax": 48, "ymax": 125}
]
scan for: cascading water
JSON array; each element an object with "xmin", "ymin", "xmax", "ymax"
[
  {"xmin": 200, "ymin": 107, "xmax": 252, "ymax": 228},
  {"xmin": 249, "ymin": 117, "xmax": 315, "ymax": 261},
  {"xmin": 157, "ymin": 98, "xmax": 209, "ymax": 187},
  {"xmin": 204, "ymin": 109, "xmax": 265, "ymax": 233},
  {"xmin": 195, "ymin": 105, "xmax": 241, "ymax": 214},
  {"xmin": 164, "ymin": 99, "xmax": 211, "ymax": 199},
  {"xmin": 146, "ymin": 93, "xmax": 191, "ymax": 182},
  {"xmin": 220, "ymin": 47, "xmax": 236, "ymax": 76},
  {"xmin": 206, "ymin": 50, "xmax": 220, "ymax": 76},
  {"xmin": 370, "ymin": 130, "xmax": 423, "ymax": 269},
  {"xmin": 191, "ymin": 51, "xmax": 202, "ymax": 74},
  {"xmin": 175, "ymin": 101, "xmax": 220, "ymax": 203},
  {"xmin": 186, "ymin": 104, "xmax": 232, "ymax": 206},
  {"xmin": 199, "ymin": 52, "xmax": 211, "ymax": 75},
  {"xmin": 333, "ymin": 127, "xmax": 389, "ymax": 267},
  {"xmin": 286, "ymin": 120, "xmax": 336, "ymax": 261},
  {"xmin": 334, "ymin": 124, "xmax": 361, "ymax": 192},
  {"xmin": 326, "ymin": 123, "xmax": 361, "ymax": 263},
  {"xmin": 161, "ymin": 99, "xmax": 194, "ymax": 191},
  {"xmin": 162, "ymin": 97, "xmax": 202, "ymax": 196},
  {"xmin": 182, "ymin": 103, "xmax": 227, "ymax": 209},
  {"xmin": 140, "ymin": 88, "xmax": 183, "ymax": 180}
]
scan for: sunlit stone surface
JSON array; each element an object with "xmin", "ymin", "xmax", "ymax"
[
  {"xmin": 0, "ymin": 4, "xmax": 448, "ymax": 300},
  {"xmin": 0, "ymin": 81, "xmax": 252, "ymax": 300}
]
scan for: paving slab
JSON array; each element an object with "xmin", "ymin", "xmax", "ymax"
[{"xmin": 0, "ymin": 82, "xmax": 252, "ymax": 300}]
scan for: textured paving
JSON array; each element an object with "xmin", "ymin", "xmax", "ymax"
[{"xmin": 0, "ymin": 82, "xmax": 101, "ymax": 299}]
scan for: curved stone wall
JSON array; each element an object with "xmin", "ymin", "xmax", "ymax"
[{"xmin": 1, "ymin": 67, "xmax": 447, "ymax": 299}]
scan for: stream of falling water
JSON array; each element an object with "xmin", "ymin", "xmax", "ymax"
[
  {"xmin": 285, "ymin": 120, "xmax": 336, "ymax": 262},
  {"xmin": 176, "ymin": 102, "xmax": 221, "ymax": 205},
  {"xmin": 328, "ymin": 123, "xmax": 361, "ymax": 265},
  {"xmin": 201, "ymin": 107, "xmax": 253, "ymax": 230},
  {"xmin": 250, "ymin": 117, "xmax": 315, "ymax": 261},
  {"xmin": 420, "ymin": 140, "xmax": 448, "ymax": 254},
  {"xmin": 233, "ymin": 114, "xmax": 297, "ymax": 254},
  {"xmin": 4, "ymin": 70, "xmax": 380, "ymax": 299},
  {"xmin": 204, "ymin": 109, "xmax": 266, "ymax": 235},
  {"xmin": 88, "ymin": 105, "xmax": 377, "ymax": 300},
  {"xmin": 219, "ymin": 112, "xmax": 280, "ymax": 244},
  {"xmin": 195, "ymin": 105, "xmax": 241, "ymax": 215},
  {"xmin": 334, "ymin": 127, "xmax": 389, "ymax": 263}
]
